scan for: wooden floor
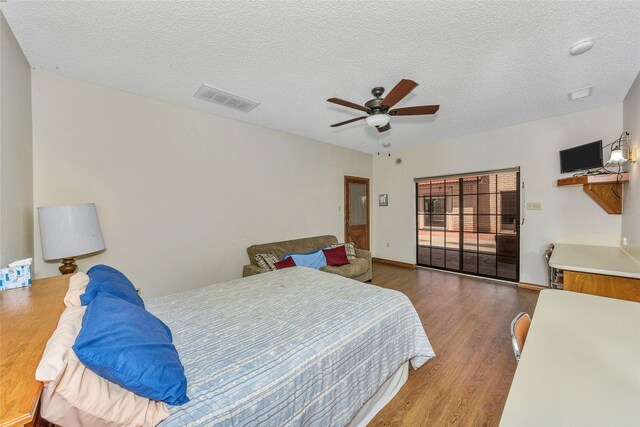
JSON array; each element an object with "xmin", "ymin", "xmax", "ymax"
[{"xmin": 368, "ymin": 263, "xmax": 539, "ymax": 427}]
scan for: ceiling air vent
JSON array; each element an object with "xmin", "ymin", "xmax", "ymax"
[
  {"xmin": 193, "ymin": 84, "xmax": 260, "ymax": 112},
  {"xmin": 568, "ymin": 87, "xmax": 593, "ymax": 101}
]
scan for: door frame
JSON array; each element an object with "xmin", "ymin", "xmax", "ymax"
[
  {"xmin": 344, "ymin": 175, "xmax": 370, "ymax": 250},
  {"xmin": 415, "ymin": 168, "xmax": 520, "ymax": 282}
]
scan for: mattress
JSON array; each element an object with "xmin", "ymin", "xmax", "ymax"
[{"xmin": 146, "ymin": 267, "xmax": 434, "ymax": 427}]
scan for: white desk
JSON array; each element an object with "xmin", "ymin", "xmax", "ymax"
[
  {"xmin": 549, "ymin": 244, "xmax": 640, "ymax": 279},
  {"xmin": 549, "ymin": 244, "xmax": 640, "ymax": 302},
  {"xmin": 500, "ymin": 290, "xmax": 640, "ymax": 427}
]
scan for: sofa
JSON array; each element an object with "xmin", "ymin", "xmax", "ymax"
[{"xmin": 243, "ymin": 235, "xmax": 372, "ymax": 282}]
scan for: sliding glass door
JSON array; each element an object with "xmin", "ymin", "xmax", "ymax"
[{"xmin": 416, "ymin": 169, "xmax": 520, "ymax": 281}]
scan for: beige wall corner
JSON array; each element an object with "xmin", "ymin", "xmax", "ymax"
[
  {"xmin": 31, "ymin": 70, "xmax": 372, "ymax": 296},
  {"xmin": 0, "ymin": 11, "xmax": 33, "ymax": 266},
  {"xmin": 622, "ymin": 71, "xmax": 640, "ymax": 261}
]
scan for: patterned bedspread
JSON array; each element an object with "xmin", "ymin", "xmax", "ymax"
[{"xmin": 146, "ymin": 267, "xmax": 434, "ymax": 427}]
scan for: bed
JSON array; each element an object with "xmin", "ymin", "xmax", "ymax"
[{"xmin": 144, "ymin": 267, "xmax": 435, "ymax": 426}]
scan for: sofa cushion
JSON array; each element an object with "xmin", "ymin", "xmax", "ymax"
[{"xmin": 321, "ymin": 257, "xmax": 368, "ymax": 278}]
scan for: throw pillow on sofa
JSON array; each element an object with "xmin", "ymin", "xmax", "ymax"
[
  {"xmin": 274, "ymin": 257, "xmax": 296, "ymax": 270},
  {"xmin": 330, "ymin": 243, "xmax": 357, "ymax": 260},
  {"xmin": 322, "ymin": 246, "xmax": 350, "ymax": 266},
  {"xmin": 254, "ymin": 252, "xmax": 279, "ymax": 271}
]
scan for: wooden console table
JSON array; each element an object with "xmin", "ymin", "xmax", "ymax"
[
  {"xmin": 549, "ymin": 243, "xmax": 640, "ymax": 302},
  {"xmin": 0, "ymin": 275, "xmax": 69, "ymax": 427}
]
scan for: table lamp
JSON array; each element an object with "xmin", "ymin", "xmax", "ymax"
[{"xmin": 38, "ymin": 203, "xmax": 106, "ymax": 274}]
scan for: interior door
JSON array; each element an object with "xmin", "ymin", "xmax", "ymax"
[{"xmin": 344, "ymin": 176, "xmax": 370, "ymax": 250}]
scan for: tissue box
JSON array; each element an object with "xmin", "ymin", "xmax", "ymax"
[{"xmin": 0, "ymin": 260, "xmax": 32, "ymax": 291}]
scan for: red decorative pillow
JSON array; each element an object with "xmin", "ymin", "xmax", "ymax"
[
  {"xmin": 274, "ymin": 257, "xmax": 296, "ymax": 270},
  {"xmin": 322, "ymin": 246, "xmax": 350, "ymax": 267}
]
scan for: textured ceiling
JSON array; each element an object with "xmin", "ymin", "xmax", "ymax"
[{"xmin": 2, "ymin": 1, "xmax": 639, "ymax": 153}]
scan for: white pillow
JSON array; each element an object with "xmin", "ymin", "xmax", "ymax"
[
  {"xmin": 65, "ymin": 272, "xmax": 90, "ymax": 307},
  {"xmin": 35, "ymin": 306, "xmax": 85, "ymax": 382},
  {"xmin": 37, "ymin": 302, "xmax": 170, "ymax": 427},
  {"xmin": 40, "ymin": 352, "xmax": 170, "ymax": 427}
]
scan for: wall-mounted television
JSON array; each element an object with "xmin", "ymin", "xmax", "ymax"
[{"xmin": 559, "ymin": 140, "xmax": 603, "ymax": 173}]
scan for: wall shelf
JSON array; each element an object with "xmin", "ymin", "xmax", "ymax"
[{"xmin": 557, "ymin": 173, "xmax": 629, "ymax": 214}]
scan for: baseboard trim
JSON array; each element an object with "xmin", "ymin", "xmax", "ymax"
[
  {"xmin": 518, "ymin": 282, "xmax": 547, "ymax": 291},
  {"xmin": 372, "ymin": 258, "xmax": 416, "ymax": 269}
]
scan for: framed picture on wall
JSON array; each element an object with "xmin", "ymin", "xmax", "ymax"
[{"xmin": 379, "ymin": 194, "xmax": 388, "ymax": 206}]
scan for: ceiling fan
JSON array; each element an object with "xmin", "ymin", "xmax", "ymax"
[{"xmin": 327, "ymin": 79, "xmax": 439, "ymax": 133}]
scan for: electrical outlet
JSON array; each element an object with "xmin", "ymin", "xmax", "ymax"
[
  {"xmin": 527, "ymin": 202, "xmax": 541, "ymax": 210},
  {"xmin": 386, "ymin": 242, "xmax": 390, "ymax": 248}
]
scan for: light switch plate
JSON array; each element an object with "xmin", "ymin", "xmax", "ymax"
[{"xmin": 527, "ymin": 202, "xmax": 541, "ymax": 210}]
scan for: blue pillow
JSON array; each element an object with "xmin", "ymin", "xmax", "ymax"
[
  {"xmin": 72, "ymin": 294, "xmax": 189, "ymax": 405},
  {"xmin": 81, "ymin": 264, "xmax": 144, "ymax": 308},
  {"xmin": 283, "ymin": 249, "xmax": 327, "ymax": 269}
]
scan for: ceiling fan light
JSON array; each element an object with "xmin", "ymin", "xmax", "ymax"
[
  {"xmin": 365, "ymin": 114, "xmax": 390, "ymax": 128},
  {"xmin": 608, "ymin": 148, "xmax": 627, "ymax": 164}
]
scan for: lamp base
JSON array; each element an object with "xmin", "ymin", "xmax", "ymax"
[{"xmin": 59, "ymin": 258, "xmax": 78, "ymax": 275}]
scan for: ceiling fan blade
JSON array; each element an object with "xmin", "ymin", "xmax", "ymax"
[
  {"xmin": 327, "ymin": 98, "xmax": 370, "ymax": 112},
  {"xmin": 381, "ymin": 79, "xmax": 418, "ymax": 108},
  {"xmin": 390, "ymin": 105, "xmax": 440, "ymax": 116},
  {"xmin": 330, "ymin": 116, "xmax": 367, "ymax": 127},
  {"xmin": 376, "ymin": 123, "xmax": 391, "ymax": 133}
]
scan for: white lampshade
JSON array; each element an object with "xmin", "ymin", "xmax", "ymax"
[
  {"xmin": 608, "ymin": 148, "xmax": 627, "ymax": 164},
  {"xmin": 365, "ymin": 114, "xmax": 390, "ymax": 128},
  {"xmin": 38, "ymin": 203, "xmax": 106, "ymax": 260}
]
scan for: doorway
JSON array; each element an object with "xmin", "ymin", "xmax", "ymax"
[
  {"xmin": 344, "ymin": 176, "xmax": 370, "ymax": 250},
  {"xmin": 415, "ymin": 168, "xmax": 520, "ymax": 281}
]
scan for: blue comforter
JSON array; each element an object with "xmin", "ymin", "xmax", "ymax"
[{"xmin": 146, "ymin": 267, "xmax": 434, "ymax": 427}]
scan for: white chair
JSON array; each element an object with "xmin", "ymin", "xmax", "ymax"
[{"xmin": 510, "ymin": 312, "xmax": 531, "ymax": 362}]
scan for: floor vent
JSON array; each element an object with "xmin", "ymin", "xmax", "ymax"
[{"xmin": 193, "ymin": 84, "xmax": 260, "ymax": 112}]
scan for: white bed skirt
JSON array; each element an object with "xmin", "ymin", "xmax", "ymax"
[{"xmin": 347, "ymin": 361, "xmax": 409, "ymax": 427}]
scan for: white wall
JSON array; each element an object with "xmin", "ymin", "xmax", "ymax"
[
  {"xmin": 31, "ymin": 70, "xmax": 371, "ymax": 297},
  {"xmin": 372, "ymin": 103, "xmax": 623, "ymax": 286},
  {"xmin": 0, "ymin": 12, "xmax": 33, "ymax": 266},
  {"xmin": 622, "ymin": 71, "xmax": 640, "ymax": 261}
]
